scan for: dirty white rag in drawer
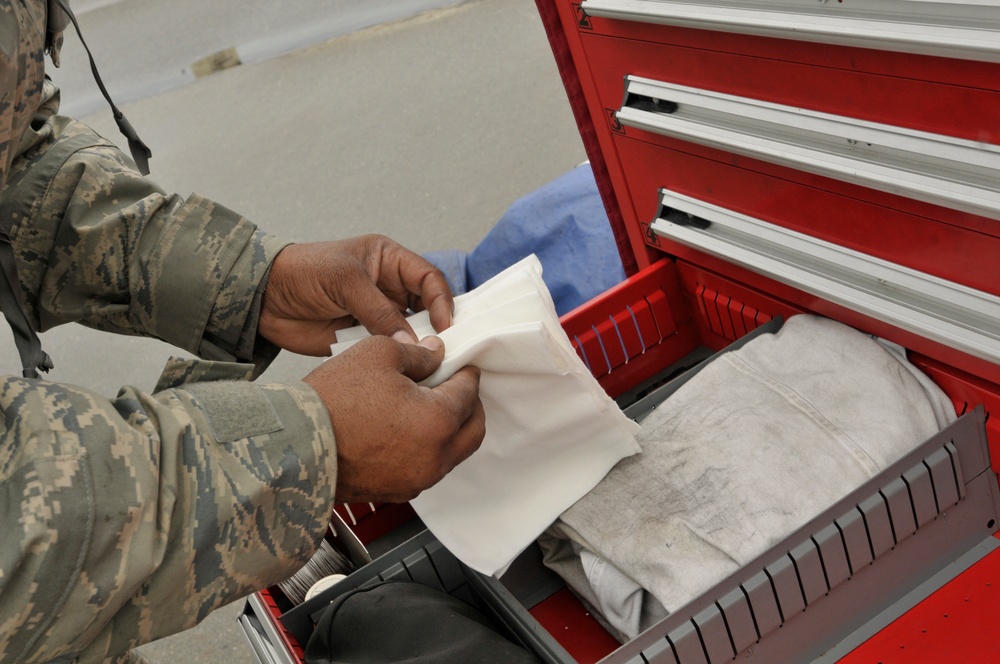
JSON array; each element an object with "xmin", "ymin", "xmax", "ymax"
[{"xmin": 538, "ymin": 314, "xmax": 956, "ymax": 641}]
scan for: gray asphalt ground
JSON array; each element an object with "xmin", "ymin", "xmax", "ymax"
[
  {"xmin": 55, "ymin": 0, "xmax": 481, "ymax": 117},
  {"xmin": 3, "ymin": 0, "xmax": 587, "ymax": 661}
]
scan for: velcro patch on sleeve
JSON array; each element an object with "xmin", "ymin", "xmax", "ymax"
[{"xmin": 182, "ymin": 381, "xmax": 283, "ymax": 442}]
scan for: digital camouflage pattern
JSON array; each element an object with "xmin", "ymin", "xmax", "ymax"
[
  {"xmin": 0, "ymin": 372, "xmax": 336, "ymax": 664},
  {"xmin": 0, "ymin": 1, "xmax": 338, "ymax": 662}
]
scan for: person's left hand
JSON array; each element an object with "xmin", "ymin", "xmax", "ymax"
[{"xmin": 258, "ymin": 235, "xmax": 453, "ymax": 356}]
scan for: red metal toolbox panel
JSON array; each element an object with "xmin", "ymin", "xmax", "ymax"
[
  {"xmin": 838, "ymin": 534, "xmax": 1000, "ymax": 663},
  {"xmin": 539, "ymin": 0, "xmax": 1000, "ymax": 375}
]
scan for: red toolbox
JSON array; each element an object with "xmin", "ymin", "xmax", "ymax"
[{"xmin": 240, "ymin": 1, "xmax": 1000, "ymax": 662}]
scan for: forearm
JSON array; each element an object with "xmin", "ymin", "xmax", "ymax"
[
  {"xmin": 0, "ymin": 375, "xmax": 336, "ymax": 663},
  {"xmin": 7, "ymin": 115, "xmax": 290, "ymax": 365}
]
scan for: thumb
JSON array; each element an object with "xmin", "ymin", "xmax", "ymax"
[{"xmin": 393, "ymin": 335, "xmax": 446, "ymax": 383}]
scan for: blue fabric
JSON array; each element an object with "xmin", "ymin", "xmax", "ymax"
[{"xmin": 425, "ymin": 164, "xmax": 625, "ymax": 316}]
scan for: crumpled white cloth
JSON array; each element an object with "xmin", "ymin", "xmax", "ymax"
[
  {"xmin": 330, "ymin": 255, "xmax": 641, "ymax": 576},
  {"xmin": 538, "ymin": 314, "xmax": 957, "ymax": 641}
]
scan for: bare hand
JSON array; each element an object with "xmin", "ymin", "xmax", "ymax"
[
  {"xmin": 259, "ymin": 235, "xmax": 454, "ymax": 356},
  {"xmin": 303, "ymin": 335, "xmax": 485, "ymax": 503}
]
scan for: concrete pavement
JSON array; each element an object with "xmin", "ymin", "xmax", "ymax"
[
  {"xmin": 55, "ymin": 0, "xmax": 471, "ymax": 117},
  {"xmin": 5, "ymin": 0, "xmax": 588, "ymax": 661}
]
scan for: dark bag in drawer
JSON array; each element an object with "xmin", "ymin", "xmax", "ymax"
[{"xmin": 304, "ymin": 580, "xmax": 543, "ymax": 664}]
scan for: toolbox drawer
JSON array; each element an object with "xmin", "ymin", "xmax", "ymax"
[
  {"xmin": 576, "ymin": 0, "xmax": 1000, "ymax": 67},
  {"xmin": 241, "ymin": 292, "xmax": 1000, "ymax": 662},
  {"xmin": 610, "ymin": 134, "xmax": 1000, "ymax": 298},
  {"xmin": 575, "ymin": 30, "xmax": 1000, "ymax": 145}
]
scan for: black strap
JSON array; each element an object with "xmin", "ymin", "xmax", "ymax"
[
  {"xmin": 54, "ymin": 0, "xmax": 152, "ymax": 175},
  {"xmin": 0, "ymin": 232, "xmax": 52, "ymax": 378},
  {"xmin": 0, "ymin": 1, "xmax": 154, "ymax": 377},
  {"xmin": 0, "ymin": 128, "xmax": 109, "ymax": 378}
]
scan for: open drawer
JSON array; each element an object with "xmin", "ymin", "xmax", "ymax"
[
  {"xmin": 240, "ymin": 256, "xmax": 1000, "ymax": 662},
  {"xmin": 269, "ymin": 407, "xmax": 999, "ymax": 664}
]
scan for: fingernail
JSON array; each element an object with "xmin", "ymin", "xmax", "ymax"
[
  {"xmin": 418, "ymin": 335, "xmax": 443, "ymax": 351},
  {"xmin": 392, "ymin": 330, "xmax": 417, "ymax": 345}
]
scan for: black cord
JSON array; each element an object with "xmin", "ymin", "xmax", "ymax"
[{"xmin": 54, "ymin": 0, "xmax": 152, "ymax": 174}]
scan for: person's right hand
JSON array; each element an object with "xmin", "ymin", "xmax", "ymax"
[{"xmin": 303, "ymin": 335, "xmax": 485, "ymax": 503}]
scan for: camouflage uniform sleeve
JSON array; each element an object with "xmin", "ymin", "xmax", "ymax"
[
  {"xmin": 9, "ymin": 127, "xmax": 289, "ymax": 367},
  {"xmin": 1, "ymin": 0, "xmax": 47, "ymax": 191},
  {"xmin": 0, "ymin": 373, "xmax": 337, "ymax": 664}
]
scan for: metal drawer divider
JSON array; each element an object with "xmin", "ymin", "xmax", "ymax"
[
  {"xmin": 601, "ymin": 406, "xmax": 999, "ymax": 664},
  {"xmin": 616, "ymin": 76, "xmax": 1000, "ymax": 221},
  {"xmin": 241, "ymin": 594, "xmax": 298, "ymax": 664},
  {"xmin": 580, "ymin": 0, "xmax": 1000, "ymax": 63}
]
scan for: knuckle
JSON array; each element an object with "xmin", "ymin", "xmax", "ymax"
[
  {"xmin": 370, "ymin": 306, "xmax": 403, "ymax": 329},
  {"xmin": 358, "ymin": 334, "xmax": 394, "ymax": 353},
  {"xmin": 354, "ymin": 335, "xmax": 402, "ymax": 366},
  {"xmin": 361, "ymin": 233, "xmax": 392, "ymax": 258},
  {"xmin": 425, "ymin": 398, "xmax": 460, "ymax": 433}
]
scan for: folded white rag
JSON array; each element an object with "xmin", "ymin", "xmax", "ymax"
[
  {"xmin": 330, "ymin": 255, "xmax": 641, "ymax": 576},
  {"xmin": 538, "ymin": 314, "xmax": 957, "ymax": 641}
]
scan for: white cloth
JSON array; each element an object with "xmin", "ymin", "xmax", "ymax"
[
  {"xmin": 330, "ymin": 256, "xmax": 640, "ymax": 576},
  {"xmin": 539, "ymin": 314, "xmax": 956, "ymax": 640}
]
